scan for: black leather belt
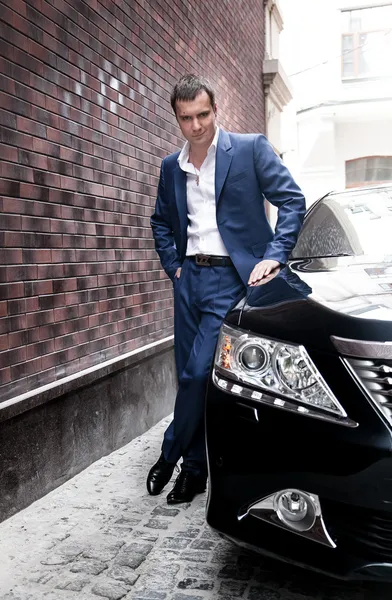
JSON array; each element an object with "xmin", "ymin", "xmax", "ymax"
[{"xmin": 188, "ymin": 254, "xmax": 234, "ymax": 267}]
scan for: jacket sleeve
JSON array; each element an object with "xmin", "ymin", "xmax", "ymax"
[
  {"xmin": 253, "ymin": 135, "xmax": 306, "ymax": 265},
  {"xmin": 150, "ymin": 160, "xmax": 182, "ymax": 282}
]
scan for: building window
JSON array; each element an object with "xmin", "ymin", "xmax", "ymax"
[
  {"xmin": 341, "ymin": 5, "xmax": 392, "ymax": 79},
  {"xmin": 346, "ymin": 156, "xmax": 392, "ymax": 188}
]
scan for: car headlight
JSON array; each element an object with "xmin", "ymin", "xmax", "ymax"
[{"xmin": 214, "ymin": 323, "xmax": 348, "ymax": 419}]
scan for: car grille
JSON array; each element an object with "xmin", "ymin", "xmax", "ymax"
[
  {"xmin": 322, "ymin": 499, "xmax": 392, "ymax": 561},
  {"xmin": 346, "ymin": 357, "xmax": 392, "ymax": 424}
]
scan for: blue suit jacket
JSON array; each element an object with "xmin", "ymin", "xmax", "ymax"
[{"xmin": 151, "ymin": 129, "xmax": 306, "ymax": 285}]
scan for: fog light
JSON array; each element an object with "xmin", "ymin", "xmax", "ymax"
[
  {"xmin": 277, "ymin": 491, "xmax": 307, "ymax": 521},
  {"xmin": 238, "ymin": 488, "xmax": 336, "ymax": 548},
  {"xmin": 275, "ymin": 490, "xmax": 316, "ymax": 532}
]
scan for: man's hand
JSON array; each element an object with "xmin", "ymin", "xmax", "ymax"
[
  {"xmin": 248, "ymin": 259, "xmax": 280, "ymax": 286},
  {"xmin": 175, "ymin": 267, "xmax": 182, "ymax": 279}
]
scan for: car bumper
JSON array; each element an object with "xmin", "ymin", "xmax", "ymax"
[{"xmin": 206, "ymin": 381, "xmax": 392, "ymax": 581}]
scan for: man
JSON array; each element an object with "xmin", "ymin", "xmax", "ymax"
[{"xmin": 148, "ymin": 74, "xmax": 306, "ymax": 504}]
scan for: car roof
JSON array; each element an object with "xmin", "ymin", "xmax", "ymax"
[{"xmin": 328, "ymin": 183, "xmax": 392, "ymax": 198}]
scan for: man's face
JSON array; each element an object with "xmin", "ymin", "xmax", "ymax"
[{"xmin": 175, "ymin": 90, "xmax": 217, "ymax": 149}]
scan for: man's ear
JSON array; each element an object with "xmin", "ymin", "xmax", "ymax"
[{"xmin": 213, "ymin": 103, "xmax": 218, "ymax": 116}]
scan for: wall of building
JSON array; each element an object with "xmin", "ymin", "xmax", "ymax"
[
  {"xmin": 279, "ymin": 0, "xmax": 392, "ymax": 204},
  {"xmin": 294, "ymin": 113, "xmax": 392, "ymax": 202},
  {"xmin": 0, "ymin": 0, "xmax": 266, "ymax": 403},
  {"xmin": 336, "ymin": 119, "xmax": 392, "ymax": 189},
  {"xmin": 0, "ymin": 0, "xmax": 266, "ymax": 520}
]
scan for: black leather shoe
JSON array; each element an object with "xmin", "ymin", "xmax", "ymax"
[
  {"xmin": 166, "ymin": 471, "xmax": 206, "ymax": 504},
  {"xmin": 146, "ymin": 453, "xmax": 176, "ymax": 496}
]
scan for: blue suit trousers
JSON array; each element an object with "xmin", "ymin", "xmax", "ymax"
[{"xmin": 162, "ymin": 258, "xmax": 245, "ymax": 476}]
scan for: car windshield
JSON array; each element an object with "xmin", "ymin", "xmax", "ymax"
[{"xmin": 291, "ymin": 185, "xmax": 392, "ymax": 260}]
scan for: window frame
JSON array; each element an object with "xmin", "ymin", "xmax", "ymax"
[
  {"xmin": 345, "ymin": 156, "xmax": 392, "ymax": 188},
  {"xmin": 341, "ymin": 4, "xmax": 392, "ymax": 80}
]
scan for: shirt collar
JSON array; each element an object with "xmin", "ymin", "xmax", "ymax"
[{"xmin": 178, "ymin": 126, "xmax": 220, "ymax": 169}]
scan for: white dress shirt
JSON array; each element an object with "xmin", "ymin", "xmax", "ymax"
[{"xmin": 177, "ymin": 127, "xmax": 229, "ymax": 257}]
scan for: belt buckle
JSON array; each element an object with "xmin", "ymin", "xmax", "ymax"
[{"xmin": 195, "ymin": 254, "xmax": 211, "ymax": 266}]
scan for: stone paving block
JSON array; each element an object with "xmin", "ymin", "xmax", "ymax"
[
  {"xmin": 210, "ymin": 541, "xmax": 241, "ymax": 564},
  {"xmin": 115, "ymin": 553, "xmax": 147, "ymax": 570},
  {"xmin": 189, "ymin": 539, "xmax": 217, "ymax": 551},
  {"xmin": 70, "ymin": 558, "xmax": 108, "ymax": 575},
  {"xmin": 81, "ymin": 537, "xmax": 126, "ymax": 562},
  {"xmin": 150, "ymin": 548, "xmax": 181, "ymax": 564},
  {"xmin": 114, "ymin": 542, "xmax": 154, "ymax": 569},
  {"xmin": 175, "ymin": 528, "xmax": 201, "ymax": 539},
  {"xmin": 133, "ymin": 560, "xmax": 181, "ymax": 592},
  {"xmin": 188, "ymin": 506, "xmax": 208, "ymax": 524},
  {"xmin": 38, "ymin": 540, "xmax": 85, "ymax": 566},
  {"xmin": 218, "ymin": 580, "xmax": 248, "ymax": 597},
  {"xmin": 113, "ymin": 517, "xmax": 138, "ymax": 528},
  {"xmin": 200, "ymin": 528, "xmax": 221, "ymax": 540},
  {"xmin": 144, "ymin": 518, "xmax": 170, "ymax": 530},
  {"xmin": 151, "ymin": 507, "xmax": 180, "ymax": 517},
  {"xmin": 106, "ymin": 566, "xmax": 140, "ymax": 586},
  {"xmin": 131, "ymin": 531, "xmax": 160, "ymax": 542},
  {"xmin": 182, "ymin": 564, "xmax": 218, "ymax": 580},
  {"xmin": 55, "ymin": 574, "xmax": 91, "ymax": 591},
  {"xmin": 161, "ymin": 537, "xmax": 190, "ymax": 550},
  {"xmin": 91, "ymin": 580, "xmax": 129, "ymax": 599},
  {"xmin": 180, "ymin": 551, "xmax": 210, "ymax": 563},
  {"xmin": 177, "ymin": 577, "xmax": 214, "ymax": 591}
]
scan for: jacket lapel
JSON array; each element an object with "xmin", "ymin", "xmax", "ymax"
[
  {"xmin": 215, "ymin": 129, "xmax": 233, "ymax": 204},
  {"xmin": 174, "ymin": 164, "xmax": 188, "ymax": 249}
]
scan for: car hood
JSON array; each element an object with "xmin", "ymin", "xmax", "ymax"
[{"xmin": 233, "ymin": 257, "xmax": 392, "ymax": 353}]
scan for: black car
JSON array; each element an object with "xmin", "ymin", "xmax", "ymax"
[{"xmin": 205, "ymin": 184, "xmax": 392, "ymax": 581}]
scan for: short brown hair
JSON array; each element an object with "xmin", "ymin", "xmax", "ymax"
[{"xmin": 170, "ymin": 74, "xmax": 215, "ymax": 114}]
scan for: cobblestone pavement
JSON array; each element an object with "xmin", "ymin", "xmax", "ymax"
[{"xmin": 0, "ymin": 416, "xmax": 390, "ymax": 600}]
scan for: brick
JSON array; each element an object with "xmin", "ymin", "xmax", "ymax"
[
  {"xmin": 26, "ymin": 310, "xmax": 54, "ymax": 328},
  {"xmin": 3, "ymin": 265, "xmax": 38, "ymax": 282},
  {"xmin": 0, "ymin": 214, "xmax": 22, "ymax": 231},
  {"xmin": 0, "ymin": 367, "xmax": 11, "ymax": 384},
  {"xmin": 25, "ymin": 296, "xmax": 40, "ymax": 312},
  {"xmin": 7, "ymin": 299, "xmax": 26, "ymax": 315},
  {"xmin": 0, "ymin": 302, "xmax": 7, "ymax": 317},
  {"xmin": 0, "ymin": 249, "xmax": 23, "ymax": 264},
  {"xmin": 0, "ymin": 334, "xmax": 8, "ymax": 352},
  {"xmin": 39, "ymin": 293, "xmax": 65, "ymax": 310},
  {"xmin": 22, "ymin": 249, "xmax": 51, "ymax": 263},
  {"xmin": 0, "ymin": 282, "xmax": 25, "ymax": 300},
  {"xmin": 32, "ymin": 280, "xmax": 53, "ymax": 295},
  {"xmin": 0, "ymin": 346, "xmax": 27, "ymax": 369},
  {"xmin": 36, "ymin": 264, "xmax": 64, "ymax": 279},
  {"xmin": 8, "ymin": 330, "xmax": 29, "ymax": 349}
]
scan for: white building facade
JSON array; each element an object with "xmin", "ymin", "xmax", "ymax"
[
  {"xmin": 263, "ymin": 0, "xmax": 293, "ymax": 155},
  {"xmin": 280, "ymin": 0, "xmax": 392, "ymax": 204}
]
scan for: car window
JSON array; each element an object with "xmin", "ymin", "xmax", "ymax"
[{"xmin": 291, "ymin": 186, "xmax": 392, "ymax": 259}]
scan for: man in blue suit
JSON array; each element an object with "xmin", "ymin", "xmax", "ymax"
[{"xmin": 148, "ymin": 74, "xmax": 306, "ymax": 504}]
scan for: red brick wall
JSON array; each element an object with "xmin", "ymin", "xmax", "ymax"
[{"xmin": 0, "ymin": 0, "xmax": 266, "ymax": 401}]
